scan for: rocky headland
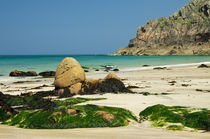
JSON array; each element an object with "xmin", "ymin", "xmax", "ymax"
[{"xmin": 113, "ymin": 0, "xmax": 210, "ymax": 56}]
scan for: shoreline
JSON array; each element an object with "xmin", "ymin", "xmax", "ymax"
[{"xmin": 0, "ymin": 61, "xmax": 210, "ymax": 79}]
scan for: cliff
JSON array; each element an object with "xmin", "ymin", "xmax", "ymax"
[{"xmin": 114, "ymin": 0, "xmax": 210, "ymax": 56}]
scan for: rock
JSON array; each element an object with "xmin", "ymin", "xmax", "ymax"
[
  {"xmin": 142, "ymin": 65, "xmax": 150, "ymax": 67},
  {"xmin": 101, "ymin": 65, "xmax": 113, "ymax": 71},
  {"xmin": 198, "ymin": 64, "xmax": 209, "ymax": 68},
  {"xmin": 39, "ymin": 71, "xmax": 55, "ymax": 77},
  {"xmin": 97, "ymin": 105, "xmax": 104, "ymax": 108},
  {"xmin": 96, "ymin": 111, "xmax": 115, "ymax": 122},
  {"xmin": 104, "ymin": 72, "xmax": 121, "ymax": 80},
  {"xmin": 0, "ymin": 92, "xmax": 18, "ymax": 117},
  {"xmin": 54, "ymin": 57, "xmax": 85, "ymax": 88},
  {"xmin": 82, "ymin": 78, "xmax": 99, "ymax": 93},
  {"xmin": 57, "ymin": 88, "xmax": 72, "ymax": 98},
  {"xmin": 69, "ymin": 83, "xmax": 82, "ymax": 95},
  {"xmin": 127, "ymin": 85, "xmax": 140, "ymax": 89},
  {"xmin": 113, "ymin": 68, "xmax": 119, "ymax": 71},
  {"xmin": 66, "ymin": 108, "xmax": 78, "ymax": 115},
  {"xmin": 84, "ymin": 70, "xmax": 89, "ymax": 72},
  {"xmin": 9, "ymin": 70, "xmax": 37, "ymax": 77},
  {"xmin": 153, "ymin": 67, "xmax": 167, "ymax": 70},
  {"xmin": 52, "ymin": 112, "xmax": 62, "ymax": 116},
  {"xmin": 82, "ymin": 66, "xmax": 89, "ymax": 69},
  {"xmin": 26, "ymin": 71, "xmax": 38, "ymax": 76},
  {"xmin": 9, "ymin": 70, "xmax": 26, "ymax": 76},
  {"xmin": 95, "ymin": 69, "xmax": 99, "ymax": 71},
  {"xmin": 99, "ymin": 73, "xmax": 131, "ymax": 93},
  {"xmin": 113, "ymin": 0, "xmax": 210, "ymax": 56}
]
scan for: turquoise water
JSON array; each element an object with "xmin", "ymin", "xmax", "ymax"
[{"xmin": 1, "ymin": 55, "xmax": 210, "ymax": 76}]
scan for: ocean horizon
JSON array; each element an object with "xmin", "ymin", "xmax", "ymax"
[{"xmin": 1, "ymin": 55, "xmax": 210, "ymax": 76}]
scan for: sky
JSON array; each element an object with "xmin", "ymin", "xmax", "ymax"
[{"xmin": 0, "ymin": 0, "xmax": 189, "ymax": 55}]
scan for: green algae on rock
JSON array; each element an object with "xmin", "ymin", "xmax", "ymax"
[
  {"xmin": 5, "ymin": 104, "xmax": 137, "ymax": 129},
  {"xmin": 139, "ymin": 104, "xmax": 210, "ymax": 131}
]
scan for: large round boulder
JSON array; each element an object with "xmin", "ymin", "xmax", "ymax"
[{"xmin": 54, "ymin": 57, "xmax": 85, "ymax": 88}]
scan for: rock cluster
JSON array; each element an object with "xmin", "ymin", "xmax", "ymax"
[
  {"xmin": 9, "ymin": 70, "xmax": 56, "ymax": 77},
  {"xmin": 54, "ymin": 57, "xmax": 131, "ymax": 97},
  {"xmin": 9, "ymin": 70, "xmax": 37, "ymax": 77},
  {"xmin": 114, "ymin": 0, "xmax": 210, "ymax": 56}
]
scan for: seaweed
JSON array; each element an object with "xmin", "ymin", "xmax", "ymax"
[{"xmin": 139, "ymin": 104, "xmax": 210, "ymax": 131}]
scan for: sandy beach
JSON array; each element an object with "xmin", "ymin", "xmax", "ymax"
[{"xmin": 0, "ymin": 64, "xmax": 210, "ymax": 138}]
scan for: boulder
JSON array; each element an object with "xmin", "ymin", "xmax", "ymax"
[
  {"xmin": 66, "ymin": 108, "xmax": 78, "ymax": 115},
  {"xmin": 98, "ymin": 72, "xmax": 131, "ymax": 93},
  {"xmin": 27, "ymin": 71, "xmax": 38, "ymax": 76},
  {"xmin": 69, "ymin": 83, "xmax": 82, "ymax": 95},
  {"xmin": 99, "ymin": 78, "xmax": 130, "ymax": 93},
  {"xmin": 9, "ymin": 70, "xmax": 26, "ymax": 76},
  {"xmin": 104, "ymin": 72, "xmax": 121, "ymax": 80},
  {"xmin": 54, "ymin": 57, "xmax": 85, "ymax": 88},
  {"xmin": 39, "ymin": 71, "xmax": 55, "ymax": 77},
  {"xmin": 57, "ymin": 88, "xmax": 72, "ymax": 98},
  {"xmin": 82, "ymin": 78, "xmax": 99, "ymax": 93},
  {"xmin": 96, "ymin": 111, "xmax": 115, "ymax": 122}
]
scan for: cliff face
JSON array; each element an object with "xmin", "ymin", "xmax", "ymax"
[{"xmin": 114, "ymin": 0, "xmax": 210, "ymax": 56}]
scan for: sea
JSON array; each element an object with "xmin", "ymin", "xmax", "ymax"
[{"xmin": 1, "ymin": 55, "xmax": 210, "ymax": 77}]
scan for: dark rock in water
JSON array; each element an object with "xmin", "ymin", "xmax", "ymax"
[
  {"xmin": 0, "ymin": 74, "xmax": 3, "ymax": 76},
  {"xmin": 26, "ymin": 71, "xmax": 38, "ymax": 76},
  {"xmin": 153, "ymin": 67, "xmax": 167, "ymax": 70},
  {"xmin": 113, "ymin": 68, "xmax": 119, "ymax": 71},
  {"xmin": 198, "ymin": 64, "xmax": 209, "ymax": 68},
  {"xmin": 9, "ymin": 70, "xmax": 27, "ymax": 76},
  {"xmin": 39, "ymin": 71, "xmax": 55, "ymax": 77},
  {"xmin": 9, "ymin": 70, "xmax": 37, "ymax": 77},
  {"xmin": 84, "ymin": 70, "xmax": 89, "ymax": 72},
  {"xmin": 101, "ymin": 65, "xmax": 113, "ymax": 71},
  {"xmin": 95, "ymin": 69, "xmax": 99, "ymax": 71},
  {"xmin": 82, "ymin": 66, "xmax": 89, "ymax": 69},
  {"xmin": 142, "ymin": 65, "xmax": 150, "ymax": 67}
]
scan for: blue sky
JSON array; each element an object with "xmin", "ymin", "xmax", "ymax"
[{"xmin": 0, "ymin": 0, "xmax": 189, "ymax": 55}]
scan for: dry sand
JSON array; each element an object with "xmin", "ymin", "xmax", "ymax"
[{"xmin": 0, "ymin": 65, "xmax": 210, "ymax": 139}]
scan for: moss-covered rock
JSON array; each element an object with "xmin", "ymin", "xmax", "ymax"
[
  {"xmin": 139, "ymin": 104, "xmax": 210, "ymax": 131},
  {"xmin": 5, "ymin": 104, "xmax": 137, "ymax": 129}
]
